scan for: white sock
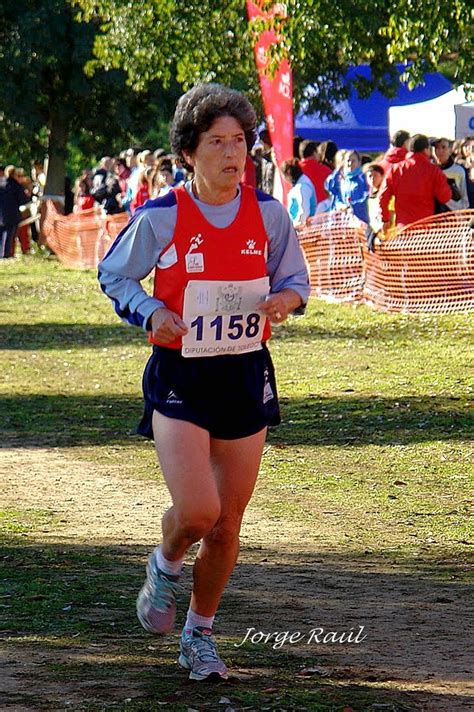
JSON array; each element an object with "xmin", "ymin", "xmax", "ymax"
[
  {"xmin": 185, "ymin": 607, "xmax": 215, "ymax": 633},
  {"xmin": 155, "ymin": 546, "xmax": 183, "ymax": 577}
]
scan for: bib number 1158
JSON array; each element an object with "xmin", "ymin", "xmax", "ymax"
[{"xmin": 190, "ymin": 313, "xmax": 261, "ymax": 341}]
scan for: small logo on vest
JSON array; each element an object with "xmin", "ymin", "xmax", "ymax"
[
  {"xmin": 186, "ymin": 233, "xmax": 205, "ymax": 272},
  {"xmin": 186, "ymin": 253, "xmax": 204, "ymax": 273},
  {"xmin": 166, "ymin": 390, "xmax": 183, "ymax": 405},
  {"xmin": 241, "ymin": 239, "xmax": 262, "ymax": 256},
  {"xmin": 187, "ymin": 233, "xmax": 204, "ymax": 253}
]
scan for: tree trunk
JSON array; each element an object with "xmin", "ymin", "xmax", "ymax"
[
  {"xmin": 39, "ymin": 112, "xmax": 69, "ymax": 244},
  {"xmin": 44, "ymin": 111, "xmax": 69, "ymax": 203}
]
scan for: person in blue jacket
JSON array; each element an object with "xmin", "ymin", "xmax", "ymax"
[{"xmin": 339, "ymin": 150, "xmax": 369, "ymax": 222}]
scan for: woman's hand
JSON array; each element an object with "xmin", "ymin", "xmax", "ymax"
[
  {"xmin": 149, "ymin": 307, "xmax": 188, "ymax": 343},
  {"xmin": 259, "ymin": 288, "xmax": 303, "ymax": 324}
]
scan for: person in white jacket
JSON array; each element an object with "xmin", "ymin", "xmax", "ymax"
[
  {"xmin": 433, "ymin": 138, "xmax": 469, "ymax": 210},
  {"xmin": 281, "ymin": 158, "xmax": 317, "ymax": 226}
]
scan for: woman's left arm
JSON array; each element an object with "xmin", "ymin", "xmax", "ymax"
[{"xmin": 260, "ymin": 197, "xmax": 311, "ymax": 321}]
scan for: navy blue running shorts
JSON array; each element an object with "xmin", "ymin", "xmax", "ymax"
[{"xmin": 137, "ymin": 343, "xmax": 281, "ymax": 440}]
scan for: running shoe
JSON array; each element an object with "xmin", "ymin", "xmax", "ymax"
[
  {"xmin": 179, "ymin": 626, "xmax": 229, "ymax": 681},
  {"xmin": 136, "ymin": 548, "xmax": 180, "ymax": 635}
]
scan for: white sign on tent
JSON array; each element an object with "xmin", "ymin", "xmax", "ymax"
[{"xmin": 454, "ymin": 103, "xmax": 474, "ymax": 139}]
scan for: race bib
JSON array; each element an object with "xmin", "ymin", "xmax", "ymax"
[{"xmin": 181, "ymin": 277, "xmax": 269, "ymax": 358}]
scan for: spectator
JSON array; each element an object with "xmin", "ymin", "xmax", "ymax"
[
  {"xmin": 125, "ymin": 149, "xmax": 154, "ymax": 212},
  {"xmin": 324, "ymin": 149, "xmax": 346, "ymax": 211},
  {"xmin": 153, "ymin": 148, "xmax": 167, "ymax": 161},
  {"xmin": 91, "ymin": 158, "xmax": 125, "ymax": 215},
  {"xmin": 157, "ymin": 165, "xmax": 175, "ymax": 197},
  {"xmin": 379, "ymin": 130, "xmax": 410, "ymax": 179},
  {"xmin": 318, "ymin": 140, "xmax": 338, "ymax": 170},
  {"xmin": 114, "ymin": 157, "xmax": 131, "ymax": 195},
  {"xmin": 130, "ymin": 166, "xmax": 153, "ymax": 213},
  {"xmin": 240, "ymin": 154, "xmax": 257, "ymax": 187},
  {"xmin": 455, "ymin": 136, "xmax": 474, "ymax": 167},
  {"xmin": 0, "ymin": 165, "xmax": 28, "ymax": 258},
  {"xmin": 432, "ymin": 137, "xmax": 469, "ymax": 210},
  {"xmin": 125, "ymin": 147, "xmax": 139, "ymax": 172},
  {"xmin": 74, "ymin": 172, "xmax": 95, "ymax": 212},
  {"xmin": 365, "ymin": 163, "xmax": 385, "ymax": 250},
  {"xmin": 250, "ymin": 141, "xmax": 264, "ymax": 188},
  {"xmin": 379, "ymin": 134, "xmax": 451, "ymax": 229},
  {"xmin": 281, "ymin": 158, "xmax": 317, "ymax": 226},
  {"xmin": 258, "ymin": 129, "xmax": 275, "ymax": 195},
  {"xmin": 14, "ymin": 168, "xmax": 34, "ymax": 254},
  {"xmin": 452, "ymin": 139, "xmax": 464, "ymax": 162},
  {"xmin": 455, "ymin": 136, "xmax": 474, "ymax": 208},
  {"xmin": 172, "ymin": 156, "xmax": 186, "ymax": 185},
  {"xmin": 293, "ymin": 135, "xmax": 304, "ymax": 159},
  {"xmin": 29, "ymin": 161, "xmax": 45, "ymax": 244},
  {"xmin": 298, "ymin": 139, "xmax": 331, "ymax": 203},
  {"xmin": 338, "ymin": 150, "xmax": 369, "ymax": 223}
]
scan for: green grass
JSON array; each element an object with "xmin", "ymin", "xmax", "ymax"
[{"xmin": 1, "ymin": 253, "xmax": 473, "ymax": 711}]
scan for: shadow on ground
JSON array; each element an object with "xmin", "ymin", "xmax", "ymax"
[
  {"xmin": 0, "ymin": 393, "xmax": 471, "ymax": 449},
  {"xmin": 0, "ymin": 323, "xmax": 144, "ymax": 351},
  {"xmin": 1, "ymin": 540, "xmax": 472, "ymax": 711},
  {"xmin": 0, "ymin": 313, "xmax": 471, "ymax": 352}
]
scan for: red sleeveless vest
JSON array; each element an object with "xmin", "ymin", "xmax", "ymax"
[{"xmin": 149, "ymin": 185, "xmax": 271, "ymax": 349}]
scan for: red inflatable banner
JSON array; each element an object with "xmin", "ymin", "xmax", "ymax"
[{"xmin": 246, "ymin": 1, "xmax": 294, "ymax": 200}]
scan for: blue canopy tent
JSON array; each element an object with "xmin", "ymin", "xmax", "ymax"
[{"xmin": 295, "ymin": 66, "xmax": 453, "ymax": 152}]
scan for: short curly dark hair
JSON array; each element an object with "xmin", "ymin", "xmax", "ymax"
[{"xmin": 169, "ymin": 83, "xmax": 258, "ymax": 171}]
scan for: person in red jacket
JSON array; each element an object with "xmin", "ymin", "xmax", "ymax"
[
  {"xmin": 379, "ymin": 130, "xmax": 410, "ymax": 179},
  {"xmin": 379, "ymin": 134, "xmax": 451, "ymax": 229},
  {"xmin": 298, "ymin": 140, "xmax": 331, "ymax": 202}
]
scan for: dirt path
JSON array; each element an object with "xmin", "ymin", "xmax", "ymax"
[{"xmin": 1, "ymin": 447, "xmax": 473, "ymax": 711}]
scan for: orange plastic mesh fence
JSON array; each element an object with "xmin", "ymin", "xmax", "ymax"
[
  {"xmin": 43, "ymin": 201, "xmax": 474, "ymax": 313},
  {"xmin": 297, "ymin": 210, "xmax": 365, "ymax": 302},
  {"xmin": 43, "ymin": 201, "xmax": 129, "ymax": 270},
  {"xmin": 298, "ymin": 209, "xmax": 474, "ymax": 313}
]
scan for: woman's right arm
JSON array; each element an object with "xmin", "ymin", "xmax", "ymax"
[{"xmin": 98, "ymin": 209, "xmax": 168, "ymax": 330}]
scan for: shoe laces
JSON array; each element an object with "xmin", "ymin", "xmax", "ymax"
[
  {"xmin": 189, "ymin": 629, "xmax": 220, "ymax": 663},
  {"xmin": 149, "ymin": 573, "xmax": 180, "ymax": 610}
]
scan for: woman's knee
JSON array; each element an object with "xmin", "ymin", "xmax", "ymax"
[
  {"xmin": 205, "ymin": 514, "xmax": 243, "ymax": 547},
  {"xmin": 175, "ymin": 503, "xmax": 221, "ymax": 542}
]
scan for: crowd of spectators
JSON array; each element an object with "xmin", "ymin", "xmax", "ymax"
[
  {"xmin": 260, "ymin": 131, "xmax": 473, "ymax": 231},
  {"xmin": 75, "ymin": 149, "xmax": 187, "ymax": 218},
  {"xmin": 1, "ymin": 132, "xmax": 473, "ymax": 258}
]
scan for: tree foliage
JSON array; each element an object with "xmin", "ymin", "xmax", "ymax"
[
  {"xmin": 0, "ymin": 0, "xmax": 180, "ymax": 194},
  {"xmin": 75, "ymin": 0, "xmax": 472, "ymax": 118}
]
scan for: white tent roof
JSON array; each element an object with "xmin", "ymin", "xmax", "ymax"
[{"xmin": 389, "ymin": 86, "xmax": 473, "ymax": 140}]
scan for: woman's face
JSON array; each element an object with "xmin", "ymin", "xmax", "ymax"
[
  {"xmin": 464, "ymin": 139, "xmax": 474, "ymax": 157},
  {"xmin": 345, "ymin": 152, "xmax": 360, "ymax": 172},
  {"xmin": 160, "ymin": 169, "xmax": 174, "ymax": 186},
  {"xmin": 184, "ymin": 115, "xmax": 247, "ymax": 193},
  {"xmin": 367, "ymin": 169, "xmax": 383, "ymax": 191}
]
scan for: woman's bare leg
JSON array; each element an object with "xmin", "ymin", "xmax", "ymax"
[
  {"xmin": 190, "ymin": 428, "xmax": 267, "ymax": 616},
  {"xmin": 152, "ymin": 411, "xmax": 221, "ymax": 560}
]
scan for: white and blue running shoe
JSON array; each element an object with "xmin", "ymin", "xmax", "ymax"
[
  {"xmin": 136, "ymin": 548, "xmax": 180, "ymax": 635},
  {"xmin": 179, "ymin": 626, "xmax": 229, "ymax": 681}
]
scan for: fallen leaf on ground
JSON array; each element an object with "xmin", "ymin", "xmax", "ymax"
[{"xmin": 298, "ymin": 666, "xmax": 330, "ymax": 676}]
